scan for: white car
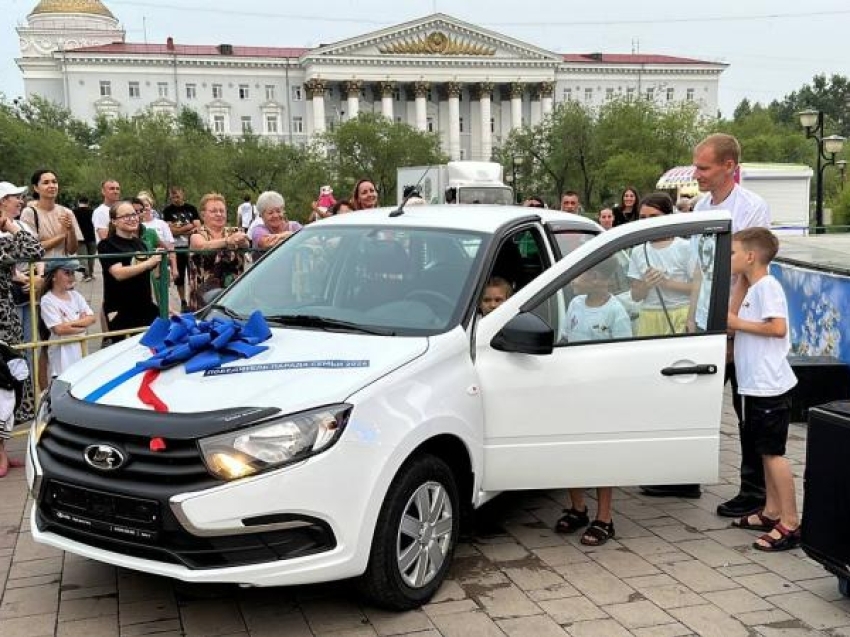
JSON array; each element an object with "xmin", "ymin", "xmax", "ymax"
[{"xmin": 27, "ymin": 205, "xmax": 731, "ymax": 609}]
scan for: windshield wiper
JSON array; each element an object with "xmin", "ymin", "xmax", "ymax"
[
  {"xmin": 206, "ymin": 304, "xmax": 245, "ymax": 320},
  {"xmin": 265, "ymin": 314, "xmax": 395, "ymax": 336}
]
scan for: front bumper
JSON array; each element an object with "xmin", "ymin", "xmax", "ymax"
[{"xmin": 27, "ymin": 420, "xmax": 380, "ymax": 587}]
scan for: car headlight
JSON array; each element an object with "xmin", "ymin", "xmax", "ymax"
[
  {"xmin": 31, "ymin": 390, "xmax": 52, "ymax": 445},
  {"xmin": 198, "ymin": 404, "xmax": 352, "ymax": 481}
]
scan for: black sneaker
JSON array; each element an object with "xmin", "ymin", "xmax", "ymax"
[
  {"xmin": 716, "ymin": 494, "xmax": 766, "ymax": 518},
  {"xmin": 640, "ymin": 484, "xmax": 702, "ymax": 499}
]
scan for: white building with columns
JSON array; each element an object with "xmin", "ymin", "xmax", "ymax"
[{"xmin": 17, "ymin": 0, "xmax": 728, "ymax": 161}]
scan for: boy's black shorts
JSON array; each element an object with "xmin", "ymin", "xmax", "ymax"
[{"xmin": 743, "ymin": 391, "xmax": 793, "ymax": 457}]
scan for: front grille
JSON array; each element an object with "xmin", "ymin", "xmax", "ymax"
[
  {"xmin": 37, "ymin": 480, "xmax": 336, "ymax": 569},
  {"xmin": 40, "ymin": 419, "xmax": 211, "ymax": 487}
]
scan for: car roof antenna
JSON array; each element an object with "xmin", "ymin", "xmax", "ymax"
[{"xmin": 390, "ymin": 166, "xmax": 431, "ymax": 218}]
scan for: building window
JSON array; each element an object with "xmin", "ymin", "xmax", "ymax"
[
  {"xmin": 626, "ymin": 87, "xmax": 635, "ymax": 101},
  {"xmin": 156, "ymin": 82, "xmax": 168, "ymax": 98},
  {"xmin": 265, "ymin": 114, "xmax": 279, "ymax": 134},
  {"xmin": 185, "ymin": 83, "xmax": 197, "ymax": 99},
  {"xmin": 584, "ymin": 88, "xmax": 593, "ymax": 102},
  {"xmin": 427, "ymin": 117, "xmax": 434, "ymax": 133},
  {"xmin": 395, "ymin": 116, "xmax": 402, "ymax": 123},
  {"xmin": 460, "ymin": 149, "xmax": 466, "ymax": 159},
  {"xmin": 686, "ymin": 88, "xmax": 695, "ymax": 102},
  {"xmin": 99, "ymin": 81, "xmax": 111, "ymax": 97},
  {"xmin": 264, "ymin": 85, "xmax": 275, "ymax": 101},
  {"xmin": 605, "ymin": 88, "xmax": 614, "ymax": 101},
  {"xmin": 393, "ymin": 89, "xmax": 401, "ymax": 101},
  {"xmin": 459, "ymin": 117, "xmax": 464, "ymax": 133},
  {"xmin": 212, "ymin": 115, "xmax": 226, "ymax": 134},
  {"xmin": 490, "ymin": 117, "xmax": 495, "ymax": 133},
  {"xmin": 241, "ymin": 116, "xmax": 252, "ymax": 134},
  {"xmin": 128, "ymin": 81, "xmax": 140, "ymax": 98},
  {"xmin": 292, "ymin": 116, "xmax": 303, "ymax": 133},
  {"xmin": 645, "ymin": 87, "xmax": 655, "ymax": 101},
  {"xmin": 563, "ymin": 88, "xmax": 572, "ymax": 101},
  {"xmin": 292, "ymin": 85, "xmax": 303, "ymax": 101},
  {"xmin": 666, "ymin": 88, "xmax": 675, "ymax": 102},
  {"xmin": 212, "ymin": 84, "xmax": 223, "ymax": 99}
]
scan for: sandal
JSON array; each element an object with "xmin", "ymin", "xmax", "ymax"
[
  {"xmin": 555, "ymin": 507, "xmax": 589, "ymax": 534},
  {"xmin": 753, "ymin": 523, "xmax": 801, "ymax": 552},
  {"xmin": 581, "ymin": 520, "xmax": 615, "ymax": 546},
  {"xmin": 731, "ymin": 510, "xmax": 778, "ymax": 532}
]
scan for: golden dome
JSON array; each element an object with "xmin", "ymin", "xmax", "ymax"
[{"xmin": 30, "ymin": 0, "xmax": 115, "ymax": 19}]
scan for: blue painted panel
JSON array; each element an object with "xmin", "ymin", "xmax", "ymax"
[{"xmin": 772, "ymin": 262, "xmax": 850, "ymax": 365}]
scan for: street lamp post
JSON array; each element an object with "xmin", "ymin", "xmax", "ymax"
[
  {"xmin": 798, "ymin": 109, "xmax": 846, "ymax": 233},
  {"xmin": 511, "ymin": 156, "xmax": 523, "ymax": 204}
]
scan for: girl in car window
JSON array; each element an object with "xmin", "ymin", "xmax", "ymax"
[{"xmin": 627, "ymin": 193, "xmax": 698, "ymax": 337}]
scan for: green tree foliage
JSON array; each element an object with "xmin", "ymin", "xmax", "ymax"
[
  {"xmin": 497, "ymin": 98, "xmax": 708, "ymax": 209},
  {"xmin": 768, "ymin": 74, "xmax": 850, "ymax": 137},
  {"xmin": 0, "ymin": 95, "xmax": 92, "ymax": 203},
  {"xmin": 218, "ymin": 135, "xmax": 328, "ymax": 222},
  {"xmin": 321, "ymin": 113, "xmax": 446, "ymax": 204}
]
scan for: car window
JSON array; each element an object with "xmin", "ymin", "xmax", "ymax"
[
  {"xmin": 458, "ymin": 188, "xmax": 514, "ymax": 206},
  {"xmin": 216, "ymin": 226, "xmax": 487, "ymax": 336},
  {"xmin": 532, "ymin": 228, "xmax": 723, "ymax": 345},
  {"xmin": 551, "ymin": 230, "xmax": 597, "ymax": 259}
]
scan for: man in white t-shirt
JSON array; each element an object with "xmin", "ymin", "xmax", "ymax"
[
  {"xmin": 238, "ymin": 195, "xmax": 256, "ymax": 232},
  {"xmin": 92, "ymin": 179, "xmax": 121, "ymax": 240},
  {"xmin": 641, "ymin": 134, "xmax": 771, "ymax": 515}
]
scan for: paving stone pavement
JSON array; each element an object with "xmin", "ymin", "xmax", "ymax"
[{"xmin": 2, "ymin": 274, "xmax": 849, "ymax": 636}]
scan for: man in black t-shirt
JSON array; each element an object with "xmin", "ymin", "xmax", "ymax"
[
  {"xmin": 72, "ymin": 196, "xmax": 96, "ymax": 280},
  {"xmin": 161, "ymin": 187, "xmax": 199, "ymax": 312}
]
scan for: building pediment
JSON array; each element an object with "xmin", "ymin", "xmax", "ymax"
[{"xmin": 302, "ymin": 13, "xmax": 562, "ymax": 63}]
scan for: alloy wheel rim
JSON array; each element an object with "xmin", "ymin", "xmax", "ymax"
[{"xmin": 396, "ymin": 480, "xmax": 453, "ymax": 588}]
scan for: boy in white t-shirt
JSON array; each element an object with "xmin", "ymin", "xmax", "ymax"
[
  {"xmin": 40, "ymin": 259, "xmax": 96, "ymax": 379},
  {"xmin": 555, "ymin": 258, "xmax": 632, "ymax": 546},
  {"xmin": 727, "ymin": 228, "xmax": 799, "ymax": 551}
]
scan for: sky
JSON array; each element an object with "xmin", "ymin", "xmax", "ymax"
[{"xmin": 3, "ymin": 0, "xmax": 850, "ymax": 117}]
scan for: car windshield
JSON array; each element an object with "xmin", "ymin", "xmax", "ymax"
[{"xmin": 214, "ymin": 225, "xmax": 487, "ymax": 336}]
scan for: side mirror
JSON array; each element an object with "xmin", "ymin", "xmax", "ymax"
[{"xmin": 490, "ymin": 311, "xmax": 554, "ymax": 355}]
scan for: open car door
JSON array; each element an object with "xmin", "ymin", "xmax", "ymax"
[{"xmin": 475, "ymin": 211, "xmax": 732, "ymax": 491}]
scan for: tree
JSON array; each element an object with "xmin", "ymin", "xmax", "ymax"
[
  {"xmin": 497, "ymin": 98, "xmax": 707, "ymax": 209},
  {"xmin": 321, "ymin": 113, "xmax": 446, "ymax": 204},
  {"xmin": 0, "ymin": 95, "xmax": 90, "ymax": 202},
  {"xmin": 769, "ymin": 74, "xmax": 850, "ymax": 137},
  {"xmin": 95, "ymin": 108, "xmax": 220, "ymax": 206},
  {"xmin": 218, "ymin": 135, "xmax": 329, "ymax": 222},
  {"xmin": 496, "ymin": 101, "xmax": 597, "ymax": 206}
]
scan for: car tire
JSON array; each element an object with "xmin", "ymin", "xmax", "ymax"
[{"xmin": 357, "ymin": 453, "xmax": 459, "ymax": 610}]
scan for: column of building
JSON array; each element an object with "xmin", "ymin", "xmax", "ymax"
[
  {"xmin": 477, "ymin": 82, "xmax": 493, "ymax": 161},
  {"xmin": 306, "ymin": 79, "xmax": 326, "ymax": 135},
  {"xmin": 302, "ymin": 78, "xmax": 551, "ymax": 150},
  {"xmin": 380, "ymin": 82, "xmax": 395, "ymax": 120}
]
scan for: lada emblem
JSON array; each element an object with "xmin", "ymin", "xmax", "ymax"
[{"xmin": 83, "ymin": 444, "xmax": 126, "ymax": 471}]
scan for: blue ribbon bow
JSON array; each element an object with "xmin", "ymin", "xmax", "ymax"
[{"xmin": 84, "ymin": 311, "xmax": 272, "ymax": 404}]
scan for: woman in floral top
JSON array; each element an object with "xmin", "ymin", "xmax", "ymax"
[
  {"xmin": 0, "ymin": 181, "xmax": 45, "ymax": 462},
  {"xmin": 188, "ymin": 193, "xmax": 249, "ymax": 311}
]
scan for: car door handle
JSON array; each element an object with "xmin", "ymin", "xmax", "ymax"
[{"xmin": 661, "ymin": 364, "xmax": 718, "ymax": 376}]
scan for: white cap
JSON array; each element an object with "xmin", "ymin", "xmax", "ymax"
[{"xmin": 0, "ymin": 182, "xmax": 26, "ymax": 200}]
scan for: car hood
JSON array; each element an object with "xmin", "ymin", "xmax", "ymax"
[{"xmin": 65, "ymin": 329, "xmax": 428, "ymax": 414}]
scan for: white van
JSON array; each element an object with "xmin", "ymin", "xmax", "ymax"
[{"xmin": 27, "ymin": 206, "xmax": 732, "ymax": 609}]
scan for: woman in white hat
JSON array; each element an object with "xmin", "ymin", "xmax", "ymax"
[{"xmin": 0, "ymin": 181, "xmax": 45, "ymax": 475}]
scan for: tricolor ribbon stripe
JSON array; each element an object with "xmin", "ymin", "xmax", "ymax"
[{"xmin": 83, "ymin": 311, "xmax": 272, "ymax": 411}]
